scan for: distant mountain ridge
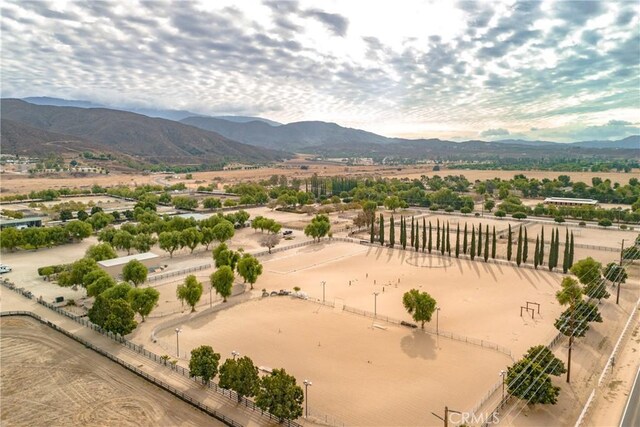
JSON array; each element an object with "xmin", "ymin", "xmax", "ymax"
[
  {"xmin": 181, "ymin": 115, "xmax": 639, "ymax": 152},
  {"xmin": 1, "ymin": 99, "xmax": 287, "ymax": 164},
  {"xmin": 21, "ymin": 96, "xmax": 280, "ymax": 125}
]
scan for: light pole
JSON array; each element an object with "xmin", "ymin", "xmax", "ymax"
[
  {"xmin": 321, "ymin": 281, "xmax": 326, "ymax": 303},
  {"xmin": 616, "ymin": 239, "xmax": 625, "ymax": 305},
  {"xmin": 303, "ymin": 379, "xmax": 312, "ymax": 418},
  {"xmin": 499, "ymin": 370, "xmax": 507, "ymax": 406},
  {"xmin": 175, "ymin": 328, "xmax": 181, "ymax": 357},
  {"xmin": 373, "ymin": 292, "xmax": 379, "ymax": 318},
  {"xmin": 231, "ymin": 350, "xmax": 240, "ymax": 360},
  {"xmin": 436, "ymin": 307, "xmax": 440, "ymax": 335}
]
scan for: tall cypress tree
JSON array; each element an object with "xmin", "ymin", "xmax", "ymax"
[
  {"xmin": 484, "ymin": 225, "xmax": 490, "ymax": 262},
  {"xmin": 477, "ymin": 223, "xmax": 483, "ymax": 257},
  {"xmin": 539, "ymin": 227, "xmax": 545, "ymax": 266},
  {"xmin": 548, "ymin": 228, "xmax": 555, "ymax": 271},
  {"xmin": 379, "ymin": 214, "xmax": 385, "ymax": 246},
  {"xmin": 402, "ymin": 216, "xmax": 407, "ymax": 250},
  {"xmin": 389, "ymin": 216, "xmax": 395, "ymax": 248},
  {"xmin": 428, "ymin": 221, "xmax": 432, "ymax": 253},
  {"xmin": 455, "ymin": 224, "xmax": 460, "ymax": 258},
  {"xmin": 410, "ymin": 217, "xmax": 415, "ymax": 248},
  {"xmin": 441, "ymin": 224, "xmax": 446, "ymax": 255},
  {"xmin": 516, "ymin": 225, "xmax": 523, "ymax": 266},
  {"xmin": 399, "ymin": 217, "xmax": 404, "ymax": 248},
  {"xmin": 470, "ymin": 227, "xmax": 476, "ymax": 260},
  {"xmin": 491, "ymin": 226, "xmax": 497, "ymax": 259},
  {"xmin": 463, "ymin": 223, "xmax": 468, "ymax": 254},
  {"xmin": 422, "ymin": 218, "xmax": 427, "ymax": 252},
  {"xmin": 446, "ymin": 222, "xmax": 451, "ymax": 256},
  {"xmin": 562, "ymin": 228, "xmax": 570, "ymax": 273},
  {"xmin": 507, "ymin": 224, "xmax": 513, "ymax": 261},
  {"xmin": 534, "ymin": 236, "xmax": 540, "ymax": 269},
  {"xmin": 415, "ymin": 222, "xmax": 420, "ymax": 251},
  {"xmin": 523, "ymin": 228, "xmax": 528, "ymax": 264},
  {"xmin": 569, "ymin": 232, "xmax": 575, "ymax": 267},
  {"xmin": 553, "ymin": 228, "xmax": 560, "ymax": 269},
  {"xmin": 436, "ymin": 219, "xmax": 440, "ymax": 251},
  {"xmin": 370, "ymin": 216, "xmax": 375, "ymax": 243}
]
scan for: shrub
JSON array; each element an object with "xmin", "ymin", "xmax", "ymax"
[
  {"xmin": 512, "ymin": 212, "xmax": 527, "ymax": 220},
  {"xmin": 494, "ymin": 210, "xmax": 506, "ymax": 218},
  {"xmin": 598, "ymin": 219, "xmax": 612, "ymax": 227},
  {"xmin": 444, "ymin": 206, "xmax": 454, "ymax": 213},
  {"xmin": 578, "ymin": 221, "xmax": 586, "ymax": 227},
  {"xmin": 460, "ymin": 207, "xmax": 472, "ymax": 214},
  {"xmin": 554, "ymin": 217, "xmax": 565, "ymax": 223},
  {"xmin": 429, "ymin": 205, "xmax": 440, "ymax": 211},
  {"xmin": 620, "ymin": 224, "xmax": 627, "ymax": 230}
]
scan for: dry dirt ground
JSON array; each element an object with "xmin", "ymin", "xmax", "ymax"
[
  {"xmin": 0, "ymin": 316, "xmax": 222, "ymax": 427},
  {"xmin": 156, "ymin": 297, "xmax": 512, "ymax": 427},
  {"xmin": 1, "ymin": 164, "xmax": 636, "ymax": 195}
]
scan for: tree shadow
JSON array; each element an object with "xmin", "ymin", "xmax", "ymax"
[{"xmin": 400, "ymin": 329, "xmax": 437, "ymax": 360}]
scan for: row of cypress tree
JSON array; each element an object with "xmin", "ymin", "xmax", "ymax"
[{"xmin": 369, "ymin": 215, "xmax": 575, "ymax": 270}]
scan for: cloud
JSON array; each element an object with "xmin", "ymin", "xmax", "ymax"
[
  {"xmin": 302, "ymin": 9, "xmax": 349, "ymax": 37},
  {"xmin": 480, "ymin": 128, "xmax": 510, "ymax": 137}
]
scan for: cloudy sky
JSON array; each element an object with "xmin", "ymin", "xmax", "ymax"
[{"xmin": 2, "ymin": 0, "xmax": 639, "ymax": 142}]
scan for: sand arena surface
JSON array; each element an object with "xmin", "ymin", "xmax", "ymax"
[
  {"xmin": 158, "ymin": 297, "xmax": 512, "ymax": 426},
  {"xmin": 0, "ymin": 316, "xmax": 222, "ymax": 427}
]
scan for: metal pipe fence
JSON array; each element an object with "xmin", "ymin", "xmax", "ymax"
[{"xmin": 147, "ymin": 264, "xmax": 212, "ymax": 282}]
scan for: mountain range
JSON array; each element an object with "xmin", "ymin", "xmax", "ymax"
[
  {"xmin": 1, "ymin": 99, "xmax": 287, "ymax": 164},
  {"xmin": 1, "ymin": 97, "xmax": 637, "ymax": 166}
]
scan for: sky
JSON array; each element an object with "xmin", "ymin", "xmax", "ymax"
[{"xmin": 1, "ymin": 0, "xmax": 639, "ymax": 142}]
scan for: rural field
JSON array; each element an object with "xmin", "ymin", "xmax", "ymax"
[
  {"xmin": 1, "ymin": 162, "xmax": 637, "ymax": 195},
  {"xmin": 0, "ymin": 316, "xmax": 222, "ymax": 427}
]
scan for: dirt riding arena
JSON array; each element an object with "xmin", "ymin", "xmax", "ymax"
[
  {"xmin": 158, "ymin": 297, "xmax": 512, "ymax": 426},
  {"xmin": 0, "ymin": 316, "xmax": 221, "ymax": 427}
]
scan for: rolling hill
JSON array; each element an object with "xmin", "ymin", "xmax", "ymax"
[{"xmin": 1, "ymin": 99, "xmax": 287, "ymax": 164}]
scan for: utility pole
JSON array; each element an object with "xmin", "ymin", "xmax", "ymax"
[
  {"xmin": 321, "ymin": 281, "xmax": 326, "ymax": 303},
  {"xmin": 431, "ymin": 406, "xmax": 461, "ymax": 427},
  {"xmin": 175, "ymin": 328, "xmax": 181, "ymax": 357},
  {"xmin": 616, "ymin": 240, "xmax": 624, "ymax": 305},
  {"xmin": 303, "ymin": 379, "xmax": 312, "ymax": 418}
]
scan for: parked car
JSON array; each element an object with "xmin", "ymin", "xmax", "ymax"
[
  {"xmin": 283, "ymin": 230, "xmax": 293, "ymax": 235},
  {"xmin": 0, "ymin": 265, "xmax": 11, "ymax": 274}
]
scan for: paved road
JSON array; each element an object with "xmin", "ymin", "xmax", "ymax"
[{"xmin": 620, "ymin": 366, "xmax": 640, "ymax": 427}]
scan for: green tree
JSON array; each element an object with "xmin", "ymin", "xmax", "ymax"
[
  {"xmin": 59, "ymin": 209, "xmax": 73, "ymax": 222},
  {"xmin": 158, "ymin": 231, "xmax": 182, "ymax": 257},
  {"xmin": 181, "ymin": 227, "xmax": 202, "ymax": 253},
  {"xmin": 525, "ymin": 345, "xmax": 567, "ymax": 377},
  {"xmin": 87, "ymin": 212, "xmax": 114, "ymax": 231},
  {"xmin": 236, "ymin": 254, "xmax": 263, "ymax": 289},
  {"xmin": 455, "ymin": 225, "xmax": 460, "ymax": 258},
  {"xmin": 0, "ymin": 227, "xmax": 23, "ymax": 251},
  {"xmin": 61, "ymin": 257, "xmax": 98, "ymax": 287},
  {"xmin": 212, "ymin": 243, "xmax": 241, "ymax": 270},
  {"xmin": 133, "ymin": 233, "xmax": 157, "ymax": 253},
  {"xmin": 427, "ymin": 220, "xmax": 432, "ymax": 253},
  {"xmin": 492, "ymin": 226, "xmax": 497, "ymax": 259},
  {"xmin": 415, "ymin": 221, "xmax": 421, "ymax": 252},
  {"xmin": 463, "ymin": 223, "xmax": 468, "ymax": 254},
  {"xmin": 89, "ymin": 295, "xmax": 137, "ymax": 335},
  {"xmin": 506, "ymin": 224, "xmax": 512, "ymax": 261},
  {"xmin": 85, "ymin": 243, "xmax": 117, "ymax": 261},
  {"xmin": 422, "ymin": 218, "xmax": 427, "ymax": 252},
  {"xmin": 516, "ymin": 226, "xmax": 523, "ymax": 266},
  {"xmin": 65, "ymin": 220, "xmax": 93, "ymax": 241},
  {"xmin": 470, "ymin": 227, "xmax": 476, "ymax": 260},
  {"xmin": 389, "ymin": 216, "xmax": 395, "ymax": 248},
  {"xmin": 568, "ymin": 232, "xmax": 575, "ymax": 267},
  {"xmin": 446, "ymin": 223, "xmax": 451, "ymax": 256},
  {"xmin": 539, "ymin": 227, "xmax": 545, "ymax": 266},
  {"xmin": 203, "ymin": 197, "xmax": 222, "ymax": 209},
  {"xmin": 484, "ymin": 199, "xmax": 495, "ymax": 212},
  {"xmin": 87, "ymin": 275, "xmax": 116, "ymax": 297},
  {"xmin": 483, "ymin": 225, "xmax": 489, "ymax": 262},
  {"xmin": 523, "ymin": 228, "xmax": 528, "ymax": 264},
  {"xmin": 210, "ymin": 265, "xmax": 234, "ymax": 302},
  {"xmin": 304, "ymin": 214, "xmax": 331, "ymax": 242},
  {"xmin": 554, "ymin": 277, "xmax": 603, "ymax": 382},
  {"xmin": 122, "ymin": 259, "xmax": 148, "ymax": 286},
  {"xmin": 570, "ymin": 258, "xmax": 602, "ymax": 288},
  {"xmin": 604, "ymin": 263, "xmax": 627, "ymax": 284},
  {"xmin": 436, "ymin": 220, "xmax": 440, "ymax": 251},
  {"xmin": 379, "ymin": 214, "xmax": 385, "ymax": 246},
  {"xmin": 128, "ymin": 287, "xmax": 160, "ymax": 321},
  {"xmin": 113, "ymin": 230, "xmax": 135, "ymax": 255},
  {"xmin": 477, "ymin": 223, "xmax": 483, "ymax": 257},
  {"xmin": 410, "ymin": 217, "xmax": 415, "ymax": 248},
  {"xmin": 177, "ymin": 275, "xmax": 203, "ymax": 312},
  {"xmin": 212, "ymin": 221, "xmax": 235, "ymax": 243},
  {"xmin": 402, "ymin": 289, "xmax": 437, "ymax": 329},
  {"xmin": 370, "ymin": 215, "xmax": 375, "ymax": 243},
  {"xmin": 506, "ymin": 358, "xmax": 560, "ymax": 405},
  {"xmin": 383, "ymin": 196, "xmax": 401, "ymax": 212},
  {"xmin": 534, "ymin": 236, "xmax": 540, "ymax": 269},
  {"xmin": 256, "ymin": 369, "xmax": 304, "ymax": 422},
  {"xmin": 562, "ymin": 229, "xmax": 570, "ymax": 273},
  {"xmin": 189, "ymin": 345, "xmax": 221, "ymax": 385},
  {"xmin": 219, "ymin": 356, "xmax": 260, "ymax": 402}
]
